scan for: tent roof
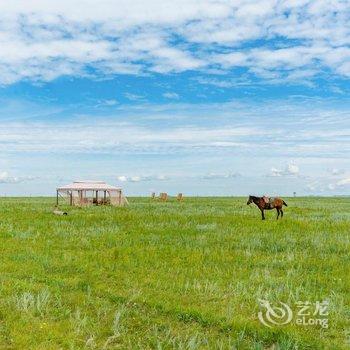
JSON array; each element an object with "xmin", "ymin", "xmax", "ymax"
[{"xmin": 57, "ymin": 180, "xmax": 121, "ymax": 191}]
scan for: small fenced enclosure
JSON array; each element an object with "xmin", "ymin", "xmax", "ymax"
[{"xmin": 56, "ymin": 181, "xmax": 128, "ymax": 207}]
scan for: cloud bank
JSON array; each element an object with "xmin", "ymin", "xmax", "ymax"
[
  {"xmin": 0, "ymin": 0, "xmax": 349, "ymax": 84},
  {"xmin": 0, "ymin": 171, "xmax": 35, "ymax": 184},
  {"xmin": 0, "ymin": 99, "xmax": 349, "ymax": 160},
  {"xmin": 117, "ymin": 175, "xmax": 168, "ymax": 182}
]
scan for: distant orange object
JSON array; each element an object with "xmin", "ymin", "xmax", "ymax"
[{"xmin": 159, "ymin": 192, "xmax": 168, "ymax": 201}]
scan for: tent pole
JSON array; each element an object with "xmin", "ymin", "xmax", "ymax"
[{"xmin": 56, "ymin": 190, "xmax": 58, "ymax": 205}]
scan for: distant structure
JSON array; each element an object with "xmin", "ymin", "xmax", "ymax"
[
  {"xmin": 293, "ymin": 191, "xmax": 296, "ymax": 197},
  {"xmin": 56, "ymin": 181, "xmax": 128, "ymax": 206},
  {"xmin": 159, "ymin": 192, "xmax": 168, "ymax": 201}
]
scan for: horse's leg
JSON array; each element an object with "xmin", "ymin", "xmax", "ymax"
[
  {"xmin": 261, "ymin": 209, "xmax": 265, "ymax": 220},
  {"xmin": 276, "ymin": 208, "xmax": 280, "ymax": 220},
  {"xmin": 280, "ymin": 209, "xmax": 283, "ymax": 218}
]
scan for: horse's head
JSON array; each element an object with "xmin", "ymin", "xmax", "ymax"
[{"xmin": 247, "ymin": 195, "xmax": 253, "ymax": 205}]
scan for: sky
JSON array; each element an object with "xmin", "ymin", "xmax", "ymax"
[{"xmin": 0, "ymin": 0, "xmax": 349, "ymax": 196}]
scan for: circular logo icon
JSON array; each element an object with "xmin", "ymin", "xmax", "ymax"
[{"xmin": 258, "ymin": 299, "xmax": 293, "ymax": 328}]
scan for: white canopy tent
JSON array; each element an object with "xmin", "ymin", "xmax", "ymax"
[{"xmin": 56, "ymin": 181, "xmax": 128, "ymax": 206}]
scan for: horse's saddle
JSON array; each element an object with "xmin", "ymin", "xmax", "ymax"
[{"xmin": 263, "ymin": 196, "xmax": 275, "ymax": 209}]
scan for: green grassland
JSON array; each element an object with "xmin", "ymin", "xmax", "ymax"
[{"xmin": 0, "ymin": 197, "xmax": 349, "ymax": 349}]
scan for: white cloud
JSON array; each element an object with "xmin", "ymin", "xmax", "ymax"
[
  {"xmin": 0, "ymin": 171, "xmax": 35, "ymax": 183},
  {"xmin": 202, "ymin": 172, "xmax": 241, "ymax": 180},
  {"xmin": 117, "ymin": 175, "xmax": 128, "ymax": 182},
  {"xmin": 124, "ymin": 93, "xmax": 144, "ymax": 101},
  {"xmin": 306, "ymin": 180, "xmax": 323, "ymax": 192},
  {"xmin": 329, "ymin": 168, "xmax": 345, "ymax": 176},
  {"xmin": 0, "ymin": 171, "xmax": 18, "ymax": 183},
  {"xmin": 0, "ymin": 1, "xmax": 349, "ymax": 83},
  {"xmin": 327, "ymin": 176, "xmax": 350, "ymax": 190},
  {"xmin": 163, "ymin": 92, "xmax": 179, "ymax": 99},
  {"xmin": 117, "ymin": 174, "xmax": 168, "ymax": 182},
  {"xmin": 328, "ymin": 183, "xmax": 336, "ymax": 190},
  {"xmin": 336, "ymin": 177, "xmax": 350, "ymax": 186},
  {"xmin": 194, "ymin": 76, "xmax": 253, "ymax": 88},
  {"xmin": 103, "ymin": 99, "xmax": 118, "ymax": 106},
  {"xmin": 270, "ymin": 167, "xmax": 283, "ymax": 177},
  {"xmin": 270, "ymin": 163, "xmax": 300, "ymax": 177},
  {"xmin": 130, "ymin": 176, "xmax": 141, "ymax": 182},
  {"xmin": 286, "ymin": 164, "xmax": 299, "ymax": 175}
]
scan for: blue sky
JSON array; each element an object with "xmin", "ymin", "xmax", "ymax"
[{"xmin": 0, "ymin": 0, "xmax": 349, "ymax": 196}]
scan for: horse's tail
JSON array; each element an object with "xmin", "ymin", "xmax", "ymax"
[{"xmin": 282, "ymin": 200, "xmax": 288, "ymax": 207}]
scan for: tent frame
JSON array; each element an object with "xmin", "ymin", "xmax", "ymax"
[{"xmin": 56, "ymin": 181, "xmax": 126, "ymax": 207}]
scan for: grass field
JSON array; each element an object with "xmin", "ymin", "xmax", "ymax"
[{"xmin": 0, "ymin": 197, "xmax": 349, "ymax": 349}]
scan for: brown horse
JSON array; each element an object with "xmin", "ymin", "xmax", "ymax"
[{"xmin": 247, "ymin": 195, "xmax": 287, "ymax": 220}]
